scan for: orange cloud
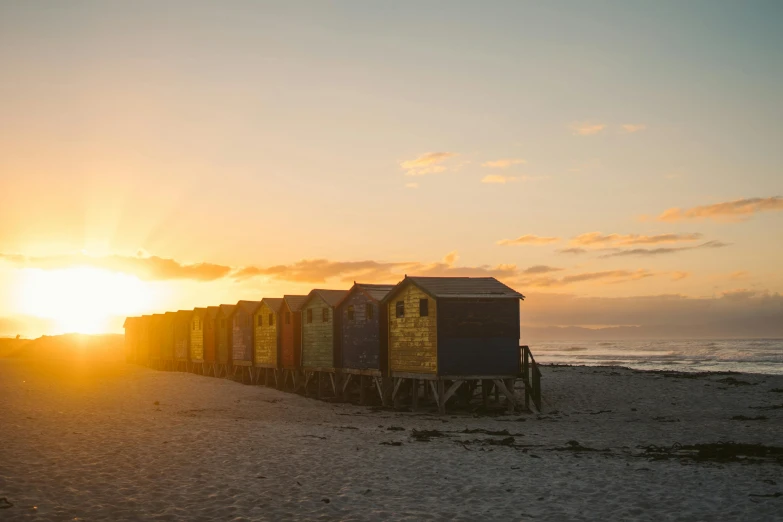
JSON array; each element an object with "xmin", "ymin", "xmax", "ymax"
[
  {"xmin": 670, "ymin": 271, "xmax": 690, "ymax": 281},
  {"xmin": 600, "ymin": 241, "xmax": 729, "ymax": 258},
  {"xmin": 522, "ymin": 269, "xmax": 655, "ymax": 288},
  {"xmin": 571, "ymin": 232, "xmax": 703, "ymax": 247},
  {"xmin": 400, "ymin": 152, "xmax": 458, "ymax": 176},
  {"xmin": 557, "ymin": 247, "xmax": 587, "ymax": 255},
  {"xmin": 0, "ymin": 252, "xmax": 231, "ymax": 281},
  {"xmin": 657, "ymin": 197, "xmax": 783, "ymax": 222},
  {"xmin": 497, "ymin": 234, "xmax": 560, "ymax": 246},
  {"xmin": 481, "ymin": 158, "xmax": 526, "ymax": 169},
  {"xmin": 569, "ymin": 121, "xmax": 606, "ymax": 136},
  {"xmin": 522, "ymin": 265, "xmax": 563, "ymax": 275},
  {"xmin": 621, "ymin": 124, "xmax": 647, "ymax": 133},
  {"xmin": 482, "ymin": 175, "xmax": 516, "ymax": 184}
]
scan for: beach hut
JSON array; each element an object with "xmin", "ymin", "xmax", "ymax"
[
  {"xmin": 381, "ymin": 276, "xmax": 524, "ymax": 413},
  {"xmin": 230, "ymin": 300, "xmax": 262, "ymax": 383},
  {"xmin": 189, "ymin": 308, "xmax": 207, "ymax": 374},
  {"xmin": 161, "ymin": 311, "xmax": 176, "ymax": 371},
  {"xmin": 253, "ymin": 297, "xmax": 283, "ymax": 387},
  {"xmin": 215, "ymin": 304, "xmax": 236, "ymax": 377},
  {"xmin": 202, "ymin": 306, "xmax": 219, "ymax": 376},
  {"xmin": 138, "ymin": 315, "xmax": 151, "ymax": 366},
  {"xmin": 335, "ymin": 283, "xmax": 394, "ymax": 403},
  {"xmin": 279, "ymin": 295, "xmax": 307, "ymax": 390},
  {"xmin": 148, "ymin": 314, "xmax": 164, "ymax": 370},
  {"xmin": 123, "ymin": 316, "xmax": 138, "ymax": 364},
  {"xmin": 174, "ymin": 310, "xmax": 193, "ymax": 371},
  {"xmin": 300, "ymin": 289, "xmax": 348, "ymax": 397}
]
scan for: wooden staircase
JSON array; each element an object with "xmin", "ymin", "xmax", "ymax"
[{"xmin": 520, "ymin": 345, "xmax": 542, "ymax": 412}]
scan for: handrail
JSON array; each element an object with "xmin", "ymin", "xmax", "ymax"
[{"xmin": 519, "ymin": 345, "xmax": 542, "ymax": 412}]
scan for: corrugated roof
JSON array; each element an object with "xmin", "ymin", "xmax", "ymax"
[
  {"xmin": 218, "ymin": 304, "xmax": 235, "ymax": 317},
  {"xmin": 385, "ymin": 276, "xmax": 524, "ymax": 301},
  {"xmin": 307, "ymin": 289, "xmax": 349, "ymax": 308},
  {"xmin": 175, "ymin": 310, "xmax": 193, "ymax": 324},
  {"xmin": 283, "ymin": 295, "xmax": 308, "ymax": 312},
  {"xmin": 234, "ymin": 300, "xmax": 262, "ymax": 315},
  {"xmin": 262, "ymin": 297, "xmax": 284, "ymax": 313},
  {"xmin": 336, "ymin": 283, "xmax": 395, "ymax": 308},
  {"xmin": 359, "ymin": 283, "xmax": 395, "ymax": 302}
]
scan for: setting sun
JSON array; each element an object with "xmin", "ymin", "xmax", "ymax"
[{"xmin": 16, "ymin": 267, "xmax": 153, "ymax": 334}]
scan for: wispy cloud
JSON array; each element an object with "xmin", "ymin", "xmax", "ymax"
[
  {"xmin": 569, "ymin": 121, "xmax": 606, "ymax": 136},
  {"xmin": 621, "ymin": 124, "xmax": 647, "ymax": 133},
  {"xmin": 557, "ymin": 247, "xmax": 588, "ymax": 255},
  {"xmin": 497, "ymin": 234, "xmax": 560, "ymax": 246},
  {"xmin": 522, "ymin": 269, "xmax": 655, "ymax": 288},
  {"xmin": 400, "ymin": 152, "xmax": 458, "ymax": 176},
  {"xmin": 657, "ymin": 197, "xmax": 783, "ymax": 222},
  {"xmin": 522, "ymin": 265, "xmax": 563, "ymax": 275},
  {"xmin": 670, "ymin": 271, "xmax": 690, "ymax": 281},
  {"xmin": 482, "ymin": 175, "xmax": 516, "ymax": 184},
  {"xmin": 599, "ymin": 241, "xmax": 729, "ymax": 258},
  {"xmin": 728, "ymin": 271, "xmax": 749, "ymax": 280},
  {"xmin": 481, "ymin": 158, "xmax": 526, "ymax": 169},
  {"xmin": 571, "ymin": 232, "xmax": 703, "ymax": 247},
  {"xmin": 0, "ymin": 252, "xmax": 232, "ymax": 282}
]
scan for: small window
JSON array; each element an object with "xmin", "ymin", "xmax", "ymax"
[
  {"xmin": 366, "ymin": 303, "xmax": 374, "ymax": 320},
  {"xmin": 396, "ymin": 301, "xmax": 404, "ymax": 318},
  {"xmin": 268, "ymin": 313, "xmax": 274, "ymax": 326},
  {"xmin": 419, "ymin": 298, "xmax": 429, "ymax": 317},
  {"xmin": 307, "ymin": 308, "xmax": 313, "ymax": 323},
  {"xmin": 322, "ymin": 308, "xmax": 329, "ymax": 322},
  {"xmin": 257, "ymin": 316, "xmax": 262, "ymax": 327},
  {"xmin": 192, "ymin": 321, "xmax": 196, "ymax": 331},
  {"xmin": 347, "ymin": 305, "xmax": 354, "ymax": 321},
  {"xmin": 285, "ymin": 311, "xmax": 291, "ymax": 325}
]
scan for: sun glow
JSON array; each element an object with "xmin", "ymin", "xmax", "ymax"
[{"xmin": 17, "ymin": 267, "xmax": 153, "ymax": 334}]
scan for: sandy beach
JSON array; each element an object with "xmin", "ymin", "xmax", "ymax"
[{"xmin": 1, "ymin": 359, "xmax": 782, "ymax": 521}]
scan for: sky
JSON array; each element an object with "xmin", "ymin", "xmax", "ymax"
[{"xmin": 1, "ymin": 1, "xmax": 782, "ymax": 338}]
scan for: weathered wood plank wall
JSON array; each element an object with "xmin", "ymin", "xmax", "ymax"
[
  {"xmin": 203, "ymin": 307, "xmax": 218, "ymax": 363},
  {"xmin": 254, "ymin": 302, "xmax": 278, "ymax": 367},
  {"xmin": 339, "ymin": 292, "xmax": 380, "ymax": 370},
  {"xmin": 388, "ymin": 284, "xmax": 437, "ymax": 374},
  {"xmin": 437, "ymin": 299, "xmax": 520, "ymax": 375},
  {"xmin": 302, "ymin": 295, "xmax": 335, "ymax": 368},
  {"xmin": 189, "ymin": 312, "xmax": 204, "ymax": 362},
  {"xmin": 280, "ymin": 299, "xmax": 302, "ymax": 369}
]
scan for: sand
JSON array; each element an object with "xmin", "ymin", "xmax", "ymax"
[{"xmin": 1, "ymin": 360, "xmax": 782, "ymax": 521}]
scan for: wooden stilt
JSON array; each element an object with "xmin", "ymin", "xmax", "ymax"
[{"xmin": 437, "ymin": 379, "xmax": 446, "ymax": 415}]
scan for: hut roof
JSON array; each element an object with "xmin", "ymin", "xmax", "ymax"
[
  {"xmin": 192, "ymin": 307, "xmax": 208, "ymax": 319},
  {"xmin": 123, "ymin": 317, "xmax": 135, "ymax": 327},
  {"xmin": 261, "ymin": 297, "xmax": 284, "ymax": 313},
  {"xmin": 336, "ymin": 283, "xmax": 395, "ymax": 308},
  {"xmin": 175, "ymin": 310, "xmax": 193, "ymax": 325},
  {"xmin": 206, "ymin": 306, "xmax": 220, "ymax": 319},
  {"xmin": 384, "ymin": 276, "xmax": 524, "ymax": 302},
  {"xmin": 305, "ymin": 289, "xmax": 349, "ymax": 308},
  {"xmin": 233, "ymin": 300, "xmax": 262, "ymax": 316},
  {"xmin": 283, "ymin": 295, "xmax": 308, "ymax": 312},
  {"xmin": 218, "ymin": 304, "xmax": 236, "ymax": 318}
]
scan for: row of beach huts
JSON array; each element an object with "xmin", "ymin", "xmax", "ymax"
[{"xmin": 124, "ymin": 276, "xmax": 542, "ymax": 413}]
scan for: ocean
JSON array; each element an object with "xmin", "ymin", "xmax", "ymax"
[{"xmin": 530, "ymin": 339, "xmax": 783, "ymax": 375}]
